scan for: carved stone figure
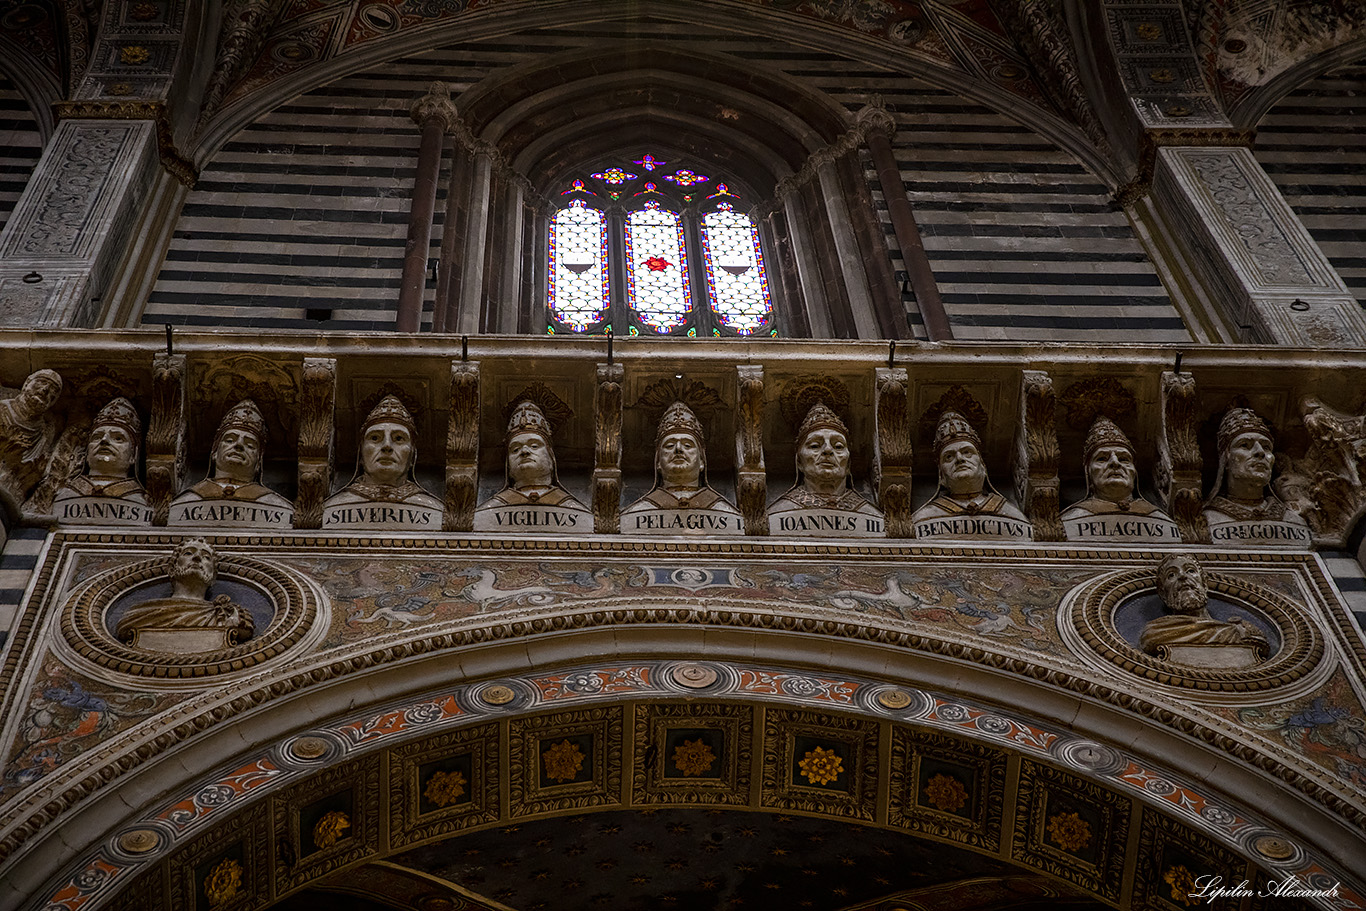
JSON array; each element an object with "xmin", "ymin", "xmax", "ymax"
[
  {"xmin": 114, "ymin": 539, "xmax": 254, "ymax": 653},
  {"xmin": 1274, "ymin": 395, "xmax": 1366, "ymax": 544},
  {"xmin": 767, "ymin": 403, "xmax": 883, "ymax": 536},
  {"xmin": 0, "ymin": 368, "xmax": 62, "ymax": 512},
  {"xmin": 53, "ymin": 397, "xmax": 151, "ymax": 525},
  {"xmin": 621, "ymin": 401, "xmax": 742, "ymax": 535},
  {"xmin": 912, "ymin": 411, "xmax": 1031, "ymax": 540},
  {"xmin": 323, "ymin": 395, "xmax": 442, "ymax": 529},
  {"xmin": 474, "ymin": 400, "xmax": 590, "ymax": 532},
  {"xmin": 1140, "ymin": 553, "xmax": 1270, "ymax": 668},
  {"xmin": 1203, "ymin": 407, "xmax": 1310, "ymax": 548},
  {"xmin": 170, "ymin": 399, "xmax": 293, "ymax": 527},
  {"xmin": 1061, "ymin": 416, "xmax": 1179, "ymax": 542}
]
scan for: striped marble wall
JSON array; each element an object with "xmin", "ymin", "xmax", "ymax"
[
  {"xmin": 1255, "ymin": 61, "xmax": 1366, "ymax": 313},
  {"xmin": 142, "ymin": 19, "xmax": 1185, "ymax": 342},
  {"xmin": 0, "ymin": 75, "xmax": 42, "ymax": 236}
]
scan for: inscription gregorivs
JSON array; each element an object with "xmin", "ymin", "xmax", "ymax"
[
  {"xmin": 1203, "ymin": 407, "xmax": 1310, "ymax": 548},
  {"xmin": 768, "ymin": 403, "xmax": 883, "ymax": 536},
  {"xmin": 621, "ymin": 401, "xmax": 742, "ymax": 535},
  {"xmin": 171, "ymin": 399, "xmax": 292, "ymax": 527},
  {"xmin": 913, "ymin": 411, "xmax": 1031, "ymax": 540},
  {"xmin": 114, "ymin": 539, "xmax": 254, "ymax": 654},
  {"xmin": 323, "ymin": 395, "xmax": 442, "ymax": 529},
  {"xmin": 54, "ymin": 397, "xmax": 152, "ymax": 525},
  {"xmin": 1140, "ymin": 554, "xmax": 1270, "ymax": 669},
  {"xmin": 1062, "ymin": 416, "xmax": 1178, "ymax": 542},
  {"xmin": 475, "ymin": 400, "xmax": 589, "ymax": 533}
]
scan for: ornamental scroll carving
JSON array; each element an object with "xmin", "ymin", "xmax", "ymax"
[
  {"xmin": 735, "ymin": 366, "xmax": 766, "ymax": 535},
  {"xmin": 145, "ymin": 354, "xmax": 186, "ymax": 526},
  {"xmin": 6, "ymin": 126, "xmax": 132, "ymax": 258},
  {"xmin": 294, "ymin": 357, "xmax": 336, "ymax": 529},
  {"xmin": 1013, "ymin": 370, "xmax": 1062, "ymax": 542},
  {"xmin": 444, "ymin": 361, "xmax": 479, "ymax": 532},
  {"xmin": 593, "ymin": 363, "xmax": 624, "ymax": 534},
  {"xmin": 1156, "ymin": 371, "xmax": 1206, "ymax": 543}
]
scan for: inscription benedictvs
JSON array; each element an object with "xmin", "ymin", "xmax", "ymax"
[{"xmin": 913, "ymin": 411, "xmax": 1031, "ymax": 541}]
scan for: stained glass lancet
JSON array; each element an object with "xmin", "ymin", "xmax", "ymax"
[
  {"xmin": 549, "ymin": 200, "xmax": 610, "ymax": 331},
  {"xmin": 700, "ymin": 203, "xmax": 772, "ymax": 335},
  {"xmin": 624, "ymin": 201, "xmax": 691, "ymax": 333}
]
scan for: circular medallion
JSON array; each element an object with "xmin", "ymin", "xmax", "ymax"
[
  {"xmin": 876, "ymin": 689, "xmax": 913, "ymax": 709},
  {"xmin": 480, "ymin": 684, "xmax": 516, "ymax": 705},
  {"xmin": 117, "ymin": 829, "xmax": 160, "ymax": 854},
  {"xmin": 1252, "ymin": 834, "xmax": 1297, "ymax": 860},
  {"xmin": 672, "ymin": 664, "xmax": 718, "ymax": 689},
  {"xmin": 289, "ymin": 736, "xmax": 330, "ymax": 760}
]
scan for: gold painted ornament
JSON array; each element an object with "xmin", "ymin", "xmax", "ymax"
[
  {"xmin": 924, "ymin": 773, "xmax": 968, "ymax": 812},
  {"xmin": 424, "ymin": 770, "xmax": 467, "ymax": 807},
  {"xmin": 312, "ymin": 810, "xmax": 351, "ymax": 850},
  {"xmin": 797, "ymin": 745, "xmax": 843, "ymax": 785},
  {"xmin": 542, "ymin": 740, "xmax": 585, "ymax": 782},
  {"xmin": 1045, "ymin": 811, "xmax": 1091, "ymax": 852},
  {"xmin": 204, "ymin": 857, "xmax": 243, "ymax": 908},
  {"xmin": 672, "ymin": 739, "xmax": 717, "ymax": 776}
]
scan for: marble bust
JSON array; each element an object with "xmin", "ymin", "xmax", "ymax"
[
  {"xmin": 323, "ymin": 395, "xmax": 442, "ymax": 529},
  {"xmin": 474, "ymin": 400, "xmax": 589, "ymax": 532},
  {"xmin": 171, "ymin": 399, "xmax": 292, "ymax": 527},
  {"xmin": 1061, "ymin": 415, "xmax": 1179, "ymax": 543},
  {"xmin": 115, "ymin": 538, "xmax": 254, "ymax": 653},
  {"xmin": 1202, "ymin": 407, "xmax": 1310, "ymax": 548},
  {"xmin": 1139, "ymin": 553, "xmax": 1269, "ymax": 667},
  {"xmin": 912, "ymin": 411, "xmax": 1031, "ymax": 540},
  {"xmin": 767, "ymin": 403, "xmax": 883, "ymax": 536},
  {"xmin": 621, "ymin": 401, "xmax": 742, "ymax": 535},
  {"xmin": 0, "ymin": 368, "xmax": 62, "ymax": 510},
  {"xmin": 54, "ymin": 397, "xmax": 151, "ymax": 525}
]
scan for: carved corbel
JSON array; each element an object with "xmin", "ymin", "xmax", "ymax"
[
  {"xmin": 735, "ymin": 366, "xmax": 767, "ymax": 535},
  {"xmin": 444, "ymin": 361, "xmax": 480, "ymax": 532},
  {"xmin": 145, "ymin": 354, "xmax": 186, "ymax": 525},
  {"xmin": 1157, "ymin": 371, "xmax": 1209, "ymax": 543},
  {"xmin": 593, "ymin": 363, "xmax": 624, "ymax": 533},
  {"xmin": 874, "ymin": 367, "xmax": 913, "ymax": 537},
  {"xmin": 293, "ymin": 358, "xmax": 336, "ymax": 529},
  {"xmin": 1013, "ymin": 370, "xmax": 1062, "ymax": 541}
]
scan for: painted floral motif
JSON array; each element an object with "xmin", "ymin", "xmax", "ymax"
[
  {"xmin": 313, "ymin": 810, "xmax": 350, "ymax": 849},
  {"xmin": 644, "ymin": 256, "xmax": 672, "ymax": 272},
  {"xmin": 798, "ymin": 746, "xmax": 843, "ymax": 785},
  {"xmin": 924, "ymin": 773, "xmax": 969, "ymax": 812},
  {"xmin": 1163, "ymin": 864, "xmax": 1197, "ymax": 906},
  {"xmin": 1232, "ymin": 671, "xmax": 1366, "ymax": 788},
  {"xmin": 119, "ymin": 45, "xmax": 150, "ymax": 65},
  {"xmin": 1046, "ymin": 811, "xmax": 1091, "ymax": 851},
  {"xmin": 673, "ymin": 739, "xmax": 716, "ymax": 777},
  {"xmin": 204, "ymin": 857, "xmax": 243, "ymax": 908},
  {"xmin": 424, "ymin": 770, "xmax": 467, "ymax": 807},
  {"xmin": 543, "ymin": 740, "xmax": 585, "ymax": 783}
]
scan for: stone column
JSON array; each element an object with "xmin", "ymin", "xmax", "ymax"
[
  {"xmin": 1152, "ymin": 146, "xmax": 1366, "ymax": 347},
  {"xmin": 857, "ymin": 104, "xmax": 952, "ymax": 341},
  {"xmin": 813, "ymin": 152, "xmax": 880, "ymax": 338},
  {"xmin": 433, "ymin": 133, "xmax": 473, "ymax": 334},
  {"xmin": 779, "ymin": 185, "xmax": 834, "ymax": 338},
  {"xmin": 0, "ymin": 119, "xmax": 159, "ymax": 328},
  {"xmin": 495, "ymin": 179, "xmax": 526, "ymax": 334},
  {"xmin": 397, "ymin": 83, "xmax": 457, "ymax": 333},
  {"xmin": 454, "ymin": 147, "xmax": 494, "ymax": 334}
]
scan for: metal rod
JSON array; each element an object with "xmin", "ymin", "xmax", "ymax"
[
  {"xmin": 461, "ymin": 335, "xmax": 468, "ymax": 362},
  {"xmin": 165, "ymin": 324, "xmax": 172, "ymax": 357},
  {"xmin": 607, "ymin": 329, "xmax": 614, "ymax": 365}
]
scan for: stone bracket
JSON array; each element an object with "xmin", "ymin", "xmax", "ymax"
[
  {"xmin": 593, "ymin": 363, "xmax": 624, "ymax": 534},
  {"xmin": 145, "ymin": 353, "xmax": 185, "ymax": 526},
  {"xmin": 1013, "ymin": 370, "xmax": 1062, "ymax": 542},
  {"xmin": 444, "ymin": 361, "xmax": 480, "ymax": 532},
  {"xmin": 874, "ymin": 366, "xmax": 913, "ymax": 538},
  {"xmin": 294, "ymin": 357, "xmax": 336, "ymax": 529},
  {"xmin": 1156, "ymin": 370, "xmax": 1209, "ymax": 543},
  {"xmin": 735, "ymin": 365, "xmax": 767, "ymax": 535}
]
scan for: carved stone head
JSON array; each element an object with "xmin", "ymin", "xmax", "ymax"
[
  {"xmin": 795, "ymin": 403, "xmax": 851, "ymax": 494},
  {"xmin": 16, "ymin": 369, "xmax": 61, "ymax": 418},
  {"xmin": 170, "ymin": 537, "xmax": 217, "ymax": 597},
  {"xmin": 1156, "ymin": 553, "xmax": 1207, "ymax": 616},
  {"xmin": 505, "ymin": 400, "xmax": 555, "ymax": 489},
  {"xmin": 85, "ymin": 397, "xmax": 141, "ymax": 480},
  {"xmin": 656, "ymin": 402, "xmax": 705, "ymax": 489},
  {"xmin": 211, "ymin": 399, "xmax": 267, "ymax": 484},
  {"xmin": 934, "ymin": 411, "xmax": 986, "ymax": 497},
  {"xmin": 1083, "ymin": 415, "xmax": 1137, "ymax": 503},
  {"xmin": 359, "ymin": 395, "xmax": 418, "ymax": 486}
]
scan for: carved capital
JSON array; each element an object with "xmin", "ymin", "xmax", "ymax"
[
  {"xmin": 854, "ymin": 98, "xmax": 896, "ymax": 139},
  {"xmin": 593, "ymin": 363, "xmax": 624, "ymax": 533},
  {"xmin": 874, "ymin": 367, "xmax": 913, "ymax": 538},
  {"xmin": 735, "ymin": 366, "xmax": 767, "ymax": 535},
  {"xmin": 145, "ymin": 353, "xmax": 186, "ymax": 525},
  {"xmin": 411, "ymin": 82, "xmax": 459, "ymax": 132},
  {"xmin": 1157, "ymin": 371, "xmax": 1209, "ymax": 543},
  {"xmin": 444, "ymin": 361, "xmax": 480, "ymax": 532},
  {"xmin": 293, "ymin": 357, "xmax": 336, "ymax": 529},
  {"xmin": 1013, "ymin": 370, "xmax": 1062, "ymax": 542}
]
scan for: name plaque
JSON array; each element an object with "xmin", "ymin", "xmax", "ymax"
[
  {"xmin": 170, "ymin": 499, "xmax": 292, "ymax": 528},
  {"xmin": 622, "ymin": 509, "xmax": 744, "ymax": 535},
  {"xmin": 323, "ymin": 502, "xmax": 443, "ymax": 530},
  {"xmin": 1064, "ymin": 515, "xmax": 1181, "ymax": 543},
  {"xmin": 1207, "ymin": 519, "xmax": 1311, "ymax": 548},
  {"xmin": 914, "ymin": 515, "xmax": 1033, "ymax": 541},
  {"xmin": 474, "ymin": 504, "xmax": 591, "ymax": 532},
  {"xmin": 57, "ymin": 496, "xmax": 153, "ymax": 526},
  {"xmin": 769, "ymin": 508, "xmax": 884, "ymax": 537}
]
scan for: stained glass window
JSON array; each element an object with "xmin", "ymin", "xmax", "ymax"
[
  {"xmin": 549, "ymin": 200, "xmax": 609, "ymax": 331},
  {"xmin": 624, "ymin": 202, "xmax": 691, "ymax": 332},
  {"xmin": 701, "ymin": 203, "xmax": 772, "ymax": 335}
]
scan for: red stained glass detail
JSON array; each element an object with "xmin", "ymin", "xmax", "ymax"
[{"xmin": 645, "ymin": 256, "xmax": 671, "ymax": 272}]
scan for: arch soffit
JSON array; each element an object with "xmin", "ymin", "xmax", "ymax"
[
  {"xmin": 1235, "ymin": 37, "xmax": 1366, "ymax": 129},
  {"xmin": 7, "ymin": 624, "xmax": 1364, "ymax": 908},
  {"xmin": 0, "ymin": 40, "xmax": 61, "ymax": 141},
  {"xmin": 189, "ymin": 0, "xmax": 1115, "ymax": 186}
]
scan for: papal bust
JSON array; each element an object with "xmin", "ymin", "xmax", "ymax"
[
  {"xmin": 54, "ymin": 397, "xmax": 148, "ymax": 524},
  {"xmin": 324, "ymin": 395, "xmax": 442, "ymax": 528},
  {"xmin": 171, "ymin": 399, "xmax": 292, "ymax": 526},
  {"xmin": 620, "ymin": 401, "xmax": 741, "ymax": 534},
  {"xmin": 1061, "ymin": 415, "xmax": 1178, "ymax": 542},
  {"xmin": 767, "ymin": 403, "xmax": 882, "ymax": 536},
  {"xmin": 474, "ymin": 400, "xmax": 589, "ymax": 532},
  {"xmin": 1203, "ymin": 407, "xmax": 1309, "ymax": 548},
  {"xmin": 912, "ymin": 411, "xmax": 1030, "ymax": 540}
]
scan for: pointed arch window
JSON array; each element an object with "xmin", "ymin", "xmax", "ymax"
[{"xmin": 546, "ymin": 156, "xmax": 775, "ymax": 337}]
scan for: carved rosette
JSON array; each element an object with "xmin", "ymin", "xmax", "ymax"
[
  {"xmin": 593, "ymin": 363, "xmax": 624, "ymax": 533},
  {"xmin": 1013, "ymin": 370, "xmax": 1062, "ymax": 542},
  {"xmin": 1156, "ymin": 371, "xmax": 1207, "ymax": 543},
  {"xmin": 145, "ymin": 353, "xmax": 186, "ymax": 526},
  {"xmin": 735, "ymin": 365, "xmax": 766, "ymax": 535},
  {"xmin": 874, "ymin": 367, "xmax": 913, "ymax": 538},
  {"xmin": 294, "ymin": 358, "xmax": 336, "ymax": 529},
  {"xmin": 444, "ymin": 361, "xmax": 479, "ymax": 532}
]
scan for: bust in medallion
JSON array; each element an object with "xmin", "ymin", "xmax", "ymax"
[
  {"xmin": 474, "ymin": 400, "xmax": 589, "ymax": 532},
  {"xmin": 1139, "ymin": 553, "xmax": 1269, "ymax": 667},
  {"xmin": 912, "ymin": 411, "xmax": 1031, "ymax": 540},
  {"xmin": 54, "ymin": 397, "xmax": 150, "ymax": 525},
  {"xmin": 621, "ymin": 401, "xmax": 742, "ymax": 535},
  {"xmin": 767, "ymin": 403, "xmax": 883, "ymax": 536},
  {"xmin": 1202, "ymin": 407, "xmax": 1310, "ymax": 548},
  {"xmin": 171, "ymin": 399, "xmax": 292, "ymax": 527},
  {"xmin": 115, "ymin": 538, "xmax": 254, "ymax": 653},
  {"xmin": 1061, "ymin": 416, "xmax": 1179, "ymax": 542},
  {"xmin": 323, "ymin": 395, "xmax": 442, "ymax": 529}
]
